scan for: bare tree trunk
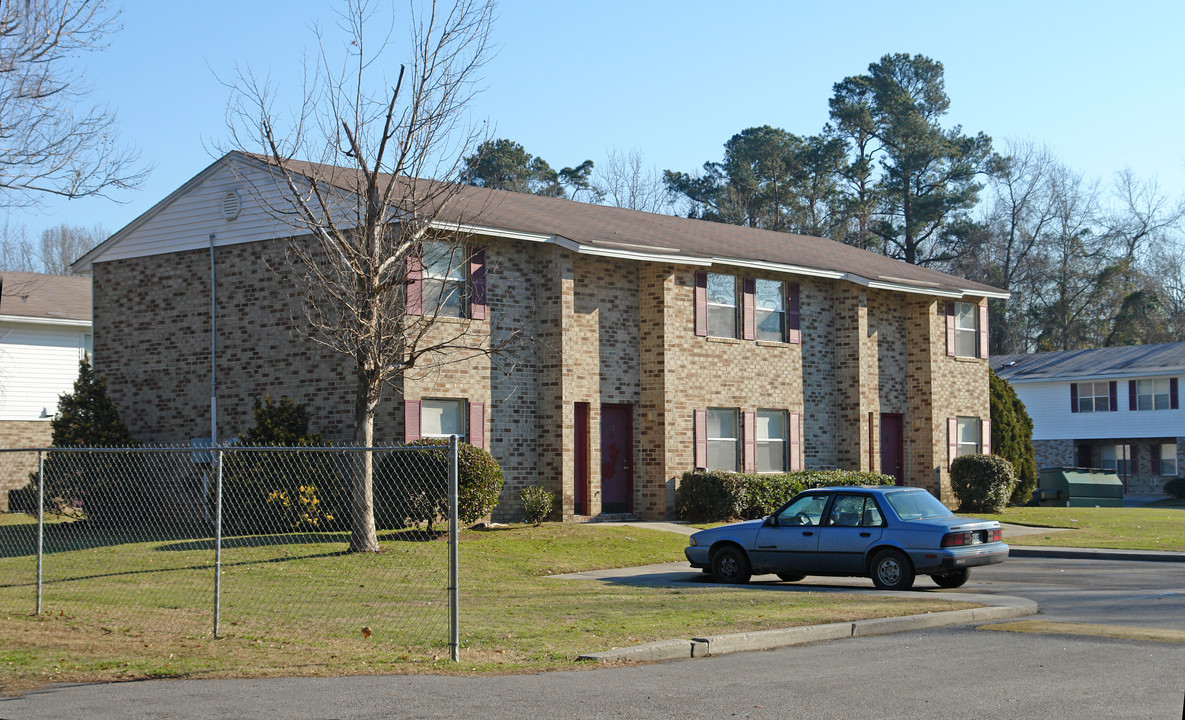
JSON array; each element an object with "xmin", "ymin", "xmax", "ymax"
[{"xmin": 350, "ymin": 382, "xmax": 380, "ymax": 553}]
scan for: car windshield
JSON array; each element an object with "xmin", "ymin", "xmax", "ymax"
[{"xmin": 884, "ymin": 490, "xmax": 953, "ymax": 520}]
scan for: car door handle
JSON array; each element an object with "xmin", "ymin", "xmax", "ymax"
[
  {"xmin": 802, "ymin": 531, "xmax": 814, "ymax": 537},
  {"xmin": 757, "ymin": 545, "xmax": 776, "ymax": 549},
  {"xmin": 860, "ymin": 532, "xmax": 871, "ymax": 537}
]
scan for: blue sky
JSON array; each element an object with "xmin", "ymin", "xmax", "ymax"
[{"xmin": 10, "ymin": 0, "xmax": 1185, "ymax": 243}]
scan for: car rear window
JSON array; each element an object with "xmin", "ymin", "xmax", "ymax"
[{"xmin": 884, "ymin": 491, "xmax": 954, "ymax": 520}]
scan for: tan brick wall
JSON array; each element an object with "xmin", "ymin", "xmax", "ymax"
[{"xmin": 0, "ymin": 421, "xmax": 51, "ymax": 511}]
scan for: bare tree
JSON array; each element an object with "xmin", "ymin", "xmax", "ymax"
[
  {"xmin": 39, "ymin": 223, "xmax": 105, "ymax": 274},
  {"xmin": 224, "ymin": 0, "xmax": 502, "ymax": 552},
  {"xmin": 0, "ymin": 0, "xmax": 146, "ymax": 207},
  {"xmin": 0, "ymin": 219, "xmax": 35, "ymax": 271},
  {"xmin": 593, "ymin": 147, "xmax": 670, "ymax": 213}
]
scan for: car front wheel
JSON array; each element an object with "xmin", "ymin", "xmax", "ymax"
[
  {"xmin": 931, "ymin": 568, "xmax": 970, "ymax": 588},
  {"xmin": 711, "ymin": 546, "xmax": 752, "ymax": 584},
  {"xmin": 870, "ymin": 549, "xmax": 915, "ymax": 590}
]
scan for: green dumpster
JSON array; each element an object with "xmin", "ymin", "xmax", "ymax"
[{"xmin": 1036, "ymin": 467, "xmax": 1124, "ymax": 507}]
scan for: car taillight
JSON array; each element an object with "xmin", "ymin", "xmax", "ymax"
[
  {"xmin": 987, "ymin": 528, "xmax": 1002, "ymax": 543},
  {"xmin": 942, "ymin": 529, "xmax": 1002, "ymax": 547},
  {"xmin": 941, "ymin": 531, "xmax": 972, "ymax": 547}
]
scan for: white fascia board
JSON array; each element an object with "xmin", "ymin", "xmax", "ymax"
[
  {"xmin": 709, "ymin": 258, "xmax": 843, "ymax": 279},
  {"xmin": 847, "ymin": 274, "xmax": 963, "ymax": 298},
  {"xmin": 971, "ymin": 288, "xmax": 1011, "ymax": 300},
  {"xmin": 0, "ymin": 315, "xmax": 91, "ymax": 328},
  {"xmin": 427, "ymin": 220, "xmax": 579, "ymax": 251},
  {"xmin": 1003, "ymin": 369, "xmax": 1185, "ymax": 384},
  {"xmin": 582, "ymin": 245, "xmax": 709, "ymax": 265}
]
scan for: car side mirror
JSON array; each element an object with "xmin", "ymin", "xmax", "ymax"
[{"xmin": 762, "ymin": 515, "xmax": 775, "ymax": 527}]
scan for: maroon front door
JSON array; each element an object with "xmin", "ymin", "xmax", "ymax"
[
  {"xmin": 600, "ymin": 404, "xmax": 633, "ymax": 514},
  {"xmin": 879, "ymin": 413, "xmax": 905, "ymax": 485}
]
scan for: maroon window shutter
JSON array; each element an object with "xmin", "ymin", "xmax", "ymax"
[
  {"xmin": 742, "ymin": 278, "xmax": 756, "ymax": 340},
  {"xmin": 1129, "ymin": 380, "xmax": 1137, "ymax": 411},
  {"xmin": 694, "ymin": 272, "xmax": 708, "ymax": 337},
  {"xmin": 978, "ymin": 303, "xmax": 989, "ymax": 359},
  {"xmin": 468, "ymin": 401, "xmax": 485, "ymax": 449},
  {"xmin": 981, "ymin": 418, "xmax": 992, "ymax": 455},
  {"xmin": 945, "ymin": 301, "xmax": 956, "ymax": 357},
  {"xmin": 1070, "ymin": 383, "xmax": 1079, "ymax": 413},
  {"xmin": 469, "ymin": 246, "xmax": 487, "ymax": 320},
  {"xmin": 789, "ymin": 412, "xmax": 802, "ymax": 471},
  {"xmin": 406, "ymin": 249, "xmax": 424, "ymax": 316},
  {"xmin": 1151, "ymin": 444, "xmax": 1161, "ymax": 475},
  {"xmin": 1110, "ymin": 381, "xmax": 1118, "ymax": 412},
  {"xmin": 404, "ymin": 399, "xmax": 422, "ymax": 442},
  {"xmin": 787, "ymin": 283, "xmax": 801, "ymax": 344},
  {"xmin": 693, "ymin": 409, "xmax": 707, "ymax": 468},
  {"xmin": 947, "ymin": 417, "xmax": 958, "ymax": 470},
  {"xmin": 1172, "ymin": 378, "xmax": 1180, "ymax": 409},
  {"xmin": 742, "ymin": 410, "xmax": 756, "ymax": 472}
]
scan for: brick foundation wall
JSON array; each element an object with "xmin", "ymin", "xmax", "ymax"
[{"xmin": 0, "ymin": 420, "xmax": 51, "ymax": 511}]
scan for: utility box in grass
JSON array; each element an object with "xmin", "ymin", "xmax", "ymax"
[{"xmin": 1036, "ymin": 467, "xmax": 1124, "ymax": 507}]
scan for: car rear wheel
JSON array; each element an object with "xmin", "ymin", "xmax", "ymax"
[
  {"xmin": 870, "ymin": 549, "xmax": 915, "ymax": 590},
  {"xmin": 711, "ymin": 546, "xmax": 751, "ymax": 584},
  {"xmin": 931, "ymin": 568, "xmax": 970, "ymax": 588},
  {"xmin": 776, "ymin": 573, "xmax": 806, "ymax": 582}
]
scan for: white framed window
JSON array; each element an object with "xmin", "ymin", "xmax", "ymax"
[
  {"xmin": 1077, "ymin": 382, "xmax": 1111, "ymax": 413},
  {"xmin": 1160, "ymin": 443, "xmax": 1177, "ymax": 476},
  {"xmin": 422, "ymin": 240, "xmax": 466, "ymax": 318},
  {"xmin": 956, "ymin": 417, "xmax": 980, "ymax": 457},
  {"xmin": 756, "ymin": 409, "xmax": 786, "ymax": 473},
  {"xmin": 706, "ymin": 273, "xmax": 737, "ymax": 338},
  {"xmin": 754, "ymin": 279, "xmax": 785, "ymax": 342},
  {"xmin": 706, "ymin": 407, "xmax": 738, "ymax": 471},
  {"xmin": 421, "ymin": 399, "xmax": 466, "ymax": 441},
  {"xmin": 1101, "ymin": 444, "xmax": 1131, "ymax": 475},
  {"xmin": 954, "ymin": 302, "xmax": 978, "ymax": 358},
  {"xmin": 1136, "ymin": 379, "xmax": 1171, "ymax": 411}
]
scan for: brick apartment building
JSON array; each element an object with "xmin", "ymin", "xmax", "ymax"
[{"xmin": 72, "ymin": 152, "xmax": 1006, "ymax": 520}]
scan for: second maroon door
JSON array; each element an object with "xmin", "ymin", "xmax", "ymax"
[
  {"xmin": 600, "ymin": 404, "xmax": 633, "ymax": 514},
  {"xmin": 880, "ymin": 413, "xmax": 905, "ymax": 485}
]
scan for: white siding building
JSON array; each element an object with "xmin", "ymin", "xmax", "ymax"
[
  {"xmin": 993, "ymin": 343, "xmax": 1185, "ymax": 496},
  {"xmin": 0, "ymin": 272, "xmax": 91, "ymax": 510}
]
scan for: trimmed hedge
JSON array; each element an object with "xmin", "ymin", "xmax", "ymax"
[
  {"xmin": 676, "ymin": 469, "xmax": 897, "ymax": 522},
  {"xmin": 374, "ymin": 439, "xmax": 504, "ymax": 531},
  {"xmin": 950, "ymin": 453, "xmax": 1017, "ymax": 513}
]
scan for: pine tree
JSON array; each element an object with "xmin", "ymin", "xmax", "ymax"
[
  {"xmin": 51, "ymin": 356, "xmax": 135, "ymax": 447},
  {"xmin": 989, "ymin": 369, "xmax": 1037, "ymax": 504}
]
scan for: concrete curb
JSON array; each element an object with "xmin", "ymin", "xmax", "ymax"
[
  {"xmin": 1009, "ymin": 546, "xmax": 1185, "ymax": 563},
  {"xmin": 577, "ymin": 595, "xmax": 1037, "ymax": 663}
]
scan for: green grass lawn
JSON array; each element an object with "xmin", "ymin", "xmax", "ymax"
[
  {"xmin": 0, "ymin": 512, "xmax": 967, "ymax": 691},
  {"xmin": 987, "ymin": 506, "xmax": 1185, "ymax": 551}
]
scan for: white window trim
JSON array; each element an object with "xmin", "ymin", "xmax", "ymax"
[
  {"xmin": 421, "ymin": 398, "xmax": 467, "ymax": 442},
  {"xmin": 1160, "ymin": 443, "xmax": 1177, "ymax": 476},
  {"xmin": 956, "ymin": 416, "xmax": 980, "ymax": 457},
  {"xmin": 422, "ymin": 240, "xmax": 467, "ymax": 318},
  {"xmin": 706, "ymin": 273, "xmax": 738, "ymax": 339},
  {"xmin": 755, "ymin": 408, "xmax": 787, "ymax": 473},
  {"xmin": 954, "ymin": 301, "xmax": 978, "ymax": 358},
  {"xmin": 1077, "ymin": 381, "xmax": 1110, "ymax": 413},
  {"xmin": 706, "ymin": 407, "xmax": 739, "ymax": 471},
  {"xmin": 1135, "ymin": 378, "xmax": 1171, "ymax": 411}
]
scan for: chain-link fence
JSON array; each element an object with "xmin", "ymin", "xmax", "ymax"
[{"xmin": 0, "ymin": 441, "xmax": 461, "ymax": 660}]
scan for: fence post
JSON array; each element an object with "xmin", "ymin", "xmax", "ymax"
[
  {"xmin": 213, "ymin": 445, "xmax": 223, "ymax": 638},
  {"xmin": 36, "ymin": 449, "xmax": 44, "ymax": 616},
  {"xmin": 449, "ymin": 435, "xmax": 459, "ymax": 662}
]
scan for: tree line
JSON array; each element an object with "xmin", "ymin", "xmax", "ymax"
[{"xmin": 467, "ymin": 53, "xmax": 1185, "ymax": 355}]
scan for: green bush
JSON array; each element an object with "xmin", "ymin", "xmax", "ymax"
[
  {"xmin": 26, "ymin": 358, "xmax": 142, "ymax": 526},
  {"xmin": 950, "ymin": 453, "xmax": 1018, "ymax": 513},
  {"xmin": 676, "ymin": 469, "xmax": 896, "ymax": 522},
  {"xmin": 519, "ymin": 484, "xmax": 554, "ymax": 526},
  {"xmin": 990, "ymin": 369, "xmax": 1038, "ymax": 505},
  {"xmin": 1164, "ymin": 477, "xmax": 1185, "ymax": 500},
  {"xmin": 374, "ymin": 439, "xmax": 504, "ymax": 531},
  {"xmin": 222, "ymin": 396, "xmax": 343, "ymax": 533}
]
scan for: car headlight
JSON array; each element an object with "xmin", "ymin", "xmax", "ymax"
[{"xmin": 689, "ymin": 537, "xmax": 697, "ymax": 547}]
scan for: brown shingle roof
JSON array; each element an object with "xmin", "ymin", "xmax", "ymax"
[
  {"xmin": 250, "ymin": 152, "xmax": 1007, "ymax": 298},
  {"xmin": 0, "ymin": 272, "xmax": 91, "ymax": 322}
]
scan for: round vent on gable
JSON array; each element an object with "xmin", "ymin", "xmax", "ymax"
[{"xmin": 221, "ymin": 190, "xmax": 242, "ymax": 221}]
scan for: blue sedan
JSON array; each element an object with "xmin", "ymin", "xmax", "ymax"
[{"xmin": 684, "ymin": 486, "xmax": 1008, "ymax": 590}]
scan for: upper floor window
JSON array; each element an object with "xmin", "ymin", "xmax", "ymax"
[
  {"xmin": 706, "ymin": 273, "xmax": 737, "ymax": 338},
  {"xmin": 954, "ymin": 302, "xmax": 977, "ymax": 357},
  {"xmin": 422, "ymin": 240, "xmax": 466, "ymax": 318},
  {"xmin": 755, "ymin": 279, "xmax": 785, "ymax": 342},
  {"xmin": 1075, "ymin": 381, "xmax": 1112, "ymax": 413},
  {"xmin": 1135, "ymin": 379, "xmax": 1171, "ymax": 411}
]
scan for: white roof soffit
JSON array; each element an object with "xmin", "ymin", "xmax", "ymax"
[
  {"xmin": 1003, "ymin": 369, "xmax": 1185, "ymax": 384},
  {"xmin": 0, "ymin": 314, "xmax": 91, "ymax": 328}
]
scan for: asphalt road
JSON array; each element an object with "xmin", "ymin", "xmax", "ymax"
[{"xmin": 3, "ymin": 557, "xmax": 1184, "ymax": 720}]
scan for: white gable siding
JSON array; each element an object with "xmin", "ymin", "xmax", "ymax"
[
  {"xmin": 1013, "ymin": 378, "xmax": 1185, "ymax": 440},
  {"xmin": 92, "ymin": 162, "xmax": 337, "ymax": 265},
  {"xmin": 0, "ymin": 322, "xmax": 87, "ymax": 422}
]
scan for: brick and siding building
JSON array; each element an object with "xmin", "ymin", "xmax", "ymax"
[{"xmin": 73, "ymin": 153, "xmax": 1005, "ymax": 520}]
